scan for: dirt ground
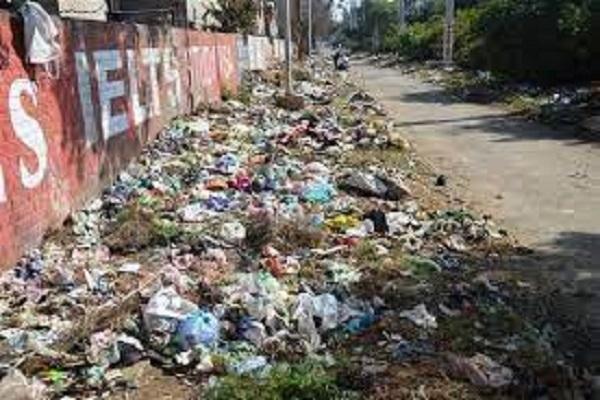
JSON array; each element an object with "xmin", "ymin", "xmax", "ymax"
[
  {"xmin": 352, "ymin": 58, "xmax": 600, "ymax": 365},
  {"xmin": 107, "ymin": 362, "xmax": 194, "ymax": 400}
]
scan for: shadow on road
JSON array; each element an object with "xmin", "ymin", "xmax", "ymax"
[
  {"xmin": 395, "ymin": 89, "xmax": 455, "ymax": 104},
  {"xmin": 394, "ymin": 113, "xmax": 516, "ymax": 128},
  {"xmin": 382, "ymin": 89, "xmax": 599, "ymax": 146},
  {"xmin": 505, "ymin": 231, "xmax": 600, "ymax": 368},
  {"xmin": 381, "ymin": 89, "xmax": 600, "ymax": 147},
  {"xmin": 548, "ymin": 232, "xmax": 600, "ymax": 263}
]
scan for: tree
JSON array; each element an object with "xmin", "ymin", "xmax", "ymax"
[{"xmin": 208, "ymin": 0, "xmax": 258, "ymax": 33}]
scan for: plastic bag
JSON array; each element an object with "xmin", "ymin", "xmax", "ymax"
[
  {"xmin": 293, "ymin": 293, "xmax": 340, "ymax": 350},
  {"xmin": 448, "ymin": 353, "xmax": 513, "ymax": 388},
  {"xmin": 221, "ymin": 220, "xmax": 247, "ymax": 241},
  {"xmin": 302, "ymin": 179, "xmax": 335, "ymax": 204},
  {"xmin": 229, "ymin": 356, "xmax": 268, "ymax": 375},
  {"xmin": 293, "ymin": 293, "xmax": 321, "ymax": 350},
  {"xmin": 400, "ymin": 303, "xmax": 438, "ymax": 329},
  {"xmin": 143, "ymin": 287, "xmax": 199, "ymax": 334},
  {"xmin": 19, "ymin": 1, "xmax": 61, "ymax": 77},
  {"xmin": 313, "ymin": 293, "xmax": 339, "ymax": 331},
  {"xmin": 0, "ymin": 369, "xmax": 45, "ymax": 400},
  {"xmin": 240, "ymin": 319, "xmax": 267, "ymax": 347},
  {"xmin": 339, "ymin": 172, "xmax": 411, "ymax": 200},
  {"xmin": 175, "ymin": 310, "xmax": 219, "ymax": 350}
]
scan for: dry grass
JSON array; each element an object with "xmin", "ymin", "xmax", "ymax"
[
  {"xmin": 367, "ymin": 362, "xmax": 484, "ymax": 400},
  {"xmin": 341, "ymin": 148, "xmax": 411, "ymax": 169},
  {"xmin": 275, "ymin": 219, "xmax": 326, "ymax": 252},
  {"xmin": 275, "ymin": 94, "xmax": 306, "ymax": 111},
  {"xmin": 104, "ymin": 203, "xmax": 181, "ymax": 254}
]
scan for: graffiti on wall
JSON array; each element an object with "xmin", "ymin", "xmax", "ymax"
[
  {"xmin": 0, "ymin": 11, "xmax": 280, "ymax": 271},
  {"xmin": 0, "ymin": 14, "xmax": 238, "ymax": 269}
]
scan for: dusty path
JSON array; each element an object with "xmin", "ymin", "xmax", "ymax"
[
  {"xmin": 354, "ymin": 59, "xmax": 600, "ymax": 363},
  {"xmin": 353, "ymin": 59, "xmax": 600, "ymax": 266}
]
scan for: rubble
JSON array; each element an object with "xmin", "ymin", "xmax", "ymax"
[
  {"xmin": 399, "ymin": 303, "xmax": 438, "ymax": 329},
  {"xmin": 0, "ymin": 369, "xmax": 46, "ymax": 400},
  {"xmin": 447, "ymin": 353, "xmax": 514, "ymax": 388},
  {"xmin": 0, "ymin": 59, "xmax": 585, "ymax": 398}
]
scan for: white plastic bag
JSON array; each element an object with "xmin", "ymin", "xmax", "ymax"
[
  {"xmin": 143, "ymin": 286, "xmax": 198, "ymax": 334},
  {"xmin": 19, "ymin": 1, "xmax": 61, "ymax": 77}
]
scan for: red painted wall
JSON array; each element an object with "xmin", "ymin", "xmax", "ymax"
[{"xmin": 0, "ymin": 12, "xmax": 238, "ymax": 270}]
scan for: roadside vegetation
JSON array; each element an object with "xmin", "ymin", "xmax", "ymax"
[{"xmin": 342, "ymin": 0, "xmax": 600, "ymax": 84}]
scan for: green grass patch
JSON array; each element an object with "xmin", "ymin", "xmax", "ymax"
[
  {"xmin": 205, "ymin": 361, "xmax": 356, "ymax": 400},
  {"xmin": 506, "ymin": 94, "xmax": 542, "ymax": 116},
  {"xmin": 352, "ymin": 240, "xmax": 379, "ymax": 264},
  {"xmin": 404, "ymin": 255, "xmax": 441, "ymax": 280},
  {"xmin": 104, "ymin": 202, "xmax": 183, "ymax": 253}
]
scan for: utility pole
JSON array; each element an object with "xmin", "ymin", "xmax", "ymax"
[
  {"xmin": 373, "ymin": 17, "xmax": 380, "ymax": 52},
  {"xmin": 398, "ymin": 0, "xmax": 405, "ymax": 30},
  {"xmin": 308, "ymin": 0, "xmax": 312, "ymax": 57},
  {"xmin": 285, "ymin": 0, "xmax": 293, "ymax": 94},
  {"xmin": 443, "ymin": 0, "xmax": 455, "ymax": 66}
]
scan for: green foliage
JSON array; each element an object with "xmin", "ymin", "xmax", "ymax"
[
  {"xmin": 353, "ymin": 240, "xmax": 379, "ymax": 263},
  {"xmin": 453, "ymin": 7, "xmax": 483, "ymax": 66},
  {"xmin": 344, "ymin": 0, "xmax": 600, "ymax": 83},
  {"xmin": 404, "ymin": 255, "xmax": 441, "ymax": 280},
  {"xmin": 341, "ymin": 0, "xmax": 399, "ymax": 51},
  {"xmin": 151, "ymin": 218, "xmax": 182, "ymax": 245},
  {"xmin": 105, "ymin": 202, "xmax": 182, "ymax": 253},
  {"xmin": 205, "ymin": 361, "xmax": 354, "ymax": 400},
  {"xmin": 236, "ymin": 84, "xmax": 253, "ymax": 105},
  {"xmin": 454, "ymin": 0, "xmax": 600, "ymax": 83},
  {"xmin": 209, "ymin": 0, "xmax": 258, "ymax": 34},
  {"xmin": 221, "ymin": 86, "xmax": 234, "ymax": 101},
  {"xmin": 383, "ymin": 18, "xmax": 444, "ymax": 60}
]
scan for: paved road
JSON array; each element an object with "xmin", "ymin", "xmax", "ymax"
[
  {"xmin": 353, "ymin": 59, "xmax": 600, "ymax": 270},
  {"xmin": 354, "ymin": 59, "xmax": 600, "ymax": 363}
]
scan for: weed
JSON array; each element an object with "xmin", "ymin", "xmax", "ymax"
[
  {"xmin": 137, "ymin": 194, "xmax": 163, "ymax": 210},
  {"xmin": 275, "ymin": 220, "xmax": 325, "ymax": 252},
  {"xmin": 221, "ymin": 85, "xmax": 234, "ymax": 101},
  {"xmin": 298, "ymin": 259, "xmax": 321, "ymax": 281},
  {"xmin": 275, "ymin": 94, "xmax": 305, "ymax": 111},
  {"xmin": 104, "ymin": 202, "xmax": 182, "ymax": 253},
  {"xmin": 353, "ymin": 240, "xmax": 379, "ymax": 264},
  {"xmin": 245, "ymin": 215, "xmax": 275, "ymax": 253},
  {"xmin": 292, "ymin": 68, "xmax": 311, "ymax": 82},
  {"xmin": 404, "ymin": 255, "xmax": 441, "ymax": 280},
  {"xmin": 506, "ymin": 94, "xmax": 541, "ymax": 116},
  {"xmin": 151, "ymin": 218, "xmax": 182, "ymax": 245},
  {"xmin": 204, "ymin": 361, "xmax": 355, "ymax": 400},
  {"xmin": 237, "ymin": 85, "xmax": 253, "ymax": 105},
  {"xmin": 341, "ymin": 148, "xmax": 409, "ymax": 169},
  {"xmin": 434, "ymin": 316, "xmax": 477, "ymax": 353},
  {"xmin": 104, "ymin": 203, "xmax": 155, "ymax": 253}
]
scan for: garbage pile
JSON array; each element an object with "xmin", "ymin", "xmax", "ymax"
[
  {"xmin": 0, "ymin": 64, "xmax": 581, "ymax": 399},
  {"xmin": 386, "ymin": 56, "xmax": 600, "ymax": 130}
]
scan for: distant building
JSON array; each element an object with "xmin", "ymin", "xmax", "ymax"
[
  {"xmin": 108, "ymin": 0, "xmax": 184, "ymax": 25},
  {"xmin": 58, "ymin": 0, "xmax": 108, "ymax": 21},
  {"xmin": 0, "ymin": 0, "xmax": 108, "ymax": 20},
  {"xmin": 0, "ymin": 0, "xmax": 271, "ymax": 34},
  {"xmin": 6, "ymin": 0, "xmax": 219, "ymax": 27},
  {"xmin": 109, "ymin": 0, "xmax": 220, "ymax": 28}
]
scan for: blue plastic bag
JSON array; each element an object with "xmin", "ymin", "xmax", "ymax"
[
  {"xmin": 302, "ymin": 180, "xmax": 335, "ymax": 204},
  {"xmin": 175, "ymin": 310, "xmax": 219, "ymax": 350}
]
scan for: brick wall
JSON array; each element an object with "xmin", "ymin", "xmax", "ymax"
[{"xmin": 0, "ymin": 11, "xmax": 240, "ymax": 270}]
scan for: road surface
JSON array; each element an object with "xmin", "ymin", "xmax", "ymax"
[
  {"xmin": 353, "ymin": 59, "xmax": 600, "ymax": 267},
  {"xmin": 353, "ymin": 59, "xmax": 600, "ymax": 363}
]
